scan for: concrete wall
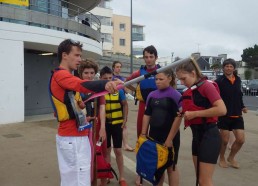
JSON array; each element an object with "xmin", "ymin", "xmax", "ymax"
[
  {"xmin": 0, "ymin": 39, "xmax": 24, "ymax": 124},
  {"xmin": 24, "ymin": 53, "xmax": 57, "ymax": 116},
  {"xmin": 0, "ymin": 21, "xmax": 102, "ymax": 124}
]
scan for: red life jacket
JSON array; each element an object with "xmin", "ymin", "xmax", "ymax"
[
  {"xmin": 182, "ymin": 79, "xmax": 219, "ymax": 128},
  {"xmin": 96, "ymin": 142, "xmax": 118, "ymax": 180}
]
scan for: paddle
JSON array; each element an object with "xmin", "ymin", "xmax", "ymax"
[{"xmin": 84, "ymin": 57, "xmax": 194, "ymax": 102}]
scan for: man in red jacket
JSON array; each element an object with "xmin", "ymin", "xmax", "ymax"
[{"xmin": 49, "ymin": 39, "xmax": 121, "ymax": 186}]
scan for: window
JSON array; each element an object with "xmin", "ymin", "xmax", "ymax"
[
  {"xmin": 120, "ymin": 39, "xmax": 125, "ymax": 46},
  {"xmin": 120, "ymin": 23, "xmax": 125, "ymax": 31},
  {"xmin": 101, "ymin": 33, "xmax": 112, "ymax": 43}
]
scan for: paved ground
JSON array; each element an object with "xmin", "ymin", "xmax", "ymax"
[{"xmin": 0, "ymin": 100, "xmax": 258, "ymax": 186}]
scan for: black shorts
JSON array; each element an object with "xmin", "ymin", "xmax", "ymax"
[
  {"xmin": 172, "ymin": 131, "xmax": 180, "ymax": 165},
  {"xmin": 106, "ymin": 123, "xmax": 123, "ymax": 148},
  {"xmin": 217, "ymin": 116, "xmax": 244, "ymax": 130},
  {"xmin": 190, "ymin": 124, "xmax": 221, "ymax": 164}
]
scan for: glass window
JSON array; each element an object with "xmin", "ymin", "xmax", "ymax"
[
  {"xmin": 96, "ymin": 15, "xmax": 111, "ymax": 26},
  {"xmin": 120, "ymin": 23, "xmax": 125, "ymax": 31},
  {"xmin": 49, "ymin": 0, "xmax": 61, "ymax": 16},
  {"xmin": 30, "ymin": 0, "xmax": 48, "ymax": 13},
  {"xmin": 101, "ymin": 33, "xmax": 112, "ymax": 43},
  {"xmin": 120, "ymin": 39, "xmax": 125, "ymax": 46}
]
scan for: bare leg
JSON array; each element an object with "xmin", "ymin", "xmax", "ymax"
[
  {"xmin": 219, "ymin": 129, "xmax": 230, "ymax": 168},
  {"xmin": 192, "ymin": 155, "xmax": 197, "ymax": 173},
  {"xmin": 227, "ymin": 129, "xmax": 245, "ymax": 168},
  {"xmin": 157, "ymin": 173, "xmax": 165, "ymax": 186},
  {"xmin": 113, "ymin": 148, "xmax": 125, "ymax": 181},
  {"xmin": 227, "ymin": 131, "xmax": 235, "ymax": 150},
  {"xmin": 135, "ymin": 175, "xmax": 142, "ymax": 186},
  {"xmin": 122, "ymin": 127, "xmax": 134, "ymax": 151},
  {"xmin": 167, "ymin": 166, "xmax": 179, "ymax": 186},
  {"xmin": 106, "ymin": 147, "xmax": 112, "ymax": 164},
  {"xmin": 199, "ymin": 162, "xmax": 216, "ymax": 186}
]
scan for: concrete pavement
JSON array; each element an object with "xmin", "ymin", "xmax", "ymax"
[{"xmin": 0, "ymin": 100, "xmax": 258, "ymax": 186}]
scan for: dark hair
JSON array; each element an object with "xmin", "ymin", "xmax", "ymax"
[
  {"xmin": 112, "ymin": 61, "xmax": 122, "ymax": 70},
  {"xmin": 100, "ymin": 66, "xmax": 113, "ymax": 77},
  {"xmin": 223, "ymin": 58, "xmax": 236, "ymax": 69},
  {"xmin": 160, "ymin": 69, "xmax": 176, "ymax": 88},
  {"xmin": 175, "ymin": 57, "xmax": 203, "ymax": 79},
  {"xmin": 78, "ymin": 58, "xmax": 99, "ymax": 78},
  {"xmin": 143, "ymin": 45, "xmax": 158, "ymax": 57},
  {"xmin": 57, "ymin": 39, "xmax": 83, "ymax": 63}
]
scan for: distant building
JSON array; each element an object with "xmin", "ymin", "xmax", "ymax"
[
  {"xmin": 90, "ymin": 0, "xmax": 113, "ymax": 55},
  {"xmin": 112, "ymin": 14, "xmax": 145, "ymax": 56}
]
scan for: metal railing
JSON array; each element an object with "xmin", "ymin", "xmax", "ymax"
[{"xmin": 0, "ymin": 0, "xmax": 101, "ymax": 42}]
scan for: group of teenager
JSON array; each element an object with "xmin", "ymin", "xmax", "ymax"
[{"xmin": 49, "ymin": 39, "xmax": 247, "ymax": 186}]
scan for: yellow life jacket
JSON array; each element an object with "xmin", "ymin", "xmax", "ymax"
[
  {"xmin": 135, "ymin": 135, "xmax": 175, "ymax": 185},
  {"xmin": 105, "ymin": 93, "xmax": 123, "ymax": 125},
  {"xmin": 49, "ymin": 68, "xmax": 83, "ymax": 122},
  {"xmin": 51, "ymin": 92, "xmax": 82, "ymax": 122}
]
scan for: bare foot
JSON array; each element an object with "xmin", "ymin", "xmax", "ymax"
[
  {"xmin": 219, "ymin": 159, "xmax": 229, "ymax": 168},
  {"xmin": 124, "ymin": 145, "xmax": 135, "ymax": 152},
  {"xmin": 227, "ymin": 157, "xmax": 240, "ymax": 169},
  {"xmin": 135, "ymin": 176, "xmax": 142, "ymax": 186}
]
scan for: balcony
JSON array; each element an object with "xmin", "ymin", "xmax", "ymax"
[
  {"xmin": 132, "ymin": 33, "xmax": 145, "ymax": 41},
  {"xmin": 0, "ymin": 0, "xmax": 101, "ymax": 42}
]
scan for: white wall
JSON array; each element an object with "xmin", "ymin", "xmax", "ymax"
[
  {"xmin": 0, "ymin": 21, "xmax": 102, "ymax": 124},
  {"xmin": 90, "ymin": 7, "xmax": 113, "ymax": 18},
  {"xmin": 0, "ymin": 22, "xmax": 102, "ymax": 58},
  {"xmin": 0, "ymin": 39, "xmax": 24, "ymax": 124}
]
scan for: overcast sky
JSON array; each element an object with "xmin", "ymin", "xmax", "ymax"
[{"xmin": 110, "ymin": 0, "xmax": 258, "ymax": 60}]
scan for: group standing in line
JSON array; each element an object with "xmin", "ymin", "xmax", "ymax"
[{"xmin": 49, "ymin": 39, "xmax": 247, "ymax": 186}]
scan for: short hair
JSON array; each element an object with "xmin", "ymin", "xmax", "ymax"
[
  {"xmin": 57, "ymin": 39, "xmax": 83, "ymax": 63},
  {"xmin": 78, "ymin": 58, "xmax": 99, "ymax": 78},
  {"xmin": 112, "ymin": 61, "xmax": 122, "ymax": 70},
  {"xmin": 100, "ymin": 66, "xmax": 113, "ymax": 77},
  {"xmin": 143, "ymin": 45, "xmax": 158, "ymax": 57},
  {"xmin": 223, "ymin": 58, "xmax": 236, "ymax": 69}
]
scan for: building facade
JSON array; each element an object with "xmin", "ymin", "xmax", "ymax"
[
  {"xmin": 0, "ymin": 0, "xmax": 102, "ymax": 124},
  {"xmin": 112, "ymin": 14, "xmax": 145, "ymax": 56},
  {"xmin": 90, "ymin": 0, "xmax": 113, "ymax": 55}
]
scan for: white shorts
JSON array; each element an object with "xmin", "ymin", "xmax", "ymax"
[{"xmin": 56, "ymin": 135, "xmax": 91, "ymax": 186}]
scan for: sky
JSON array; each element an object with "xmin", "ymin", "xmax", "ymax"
[{"xmin": 110, "ymin": 0, "xmax": 258, "ymax": 60}]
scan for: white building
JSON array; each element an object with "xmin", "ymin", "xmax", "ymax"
[
  {"xmin": 0, "ymin": 0, "xmax": 102, "ymax": 124},
  {"xmin": 90, "ymin": 0, "xmax": 113, "ymax": 55}
]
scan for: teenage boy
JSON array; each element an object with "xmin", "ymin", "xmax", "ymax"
[{"xmin": 100, "ymin": 66, "xmax": 128, "ymax": 186}]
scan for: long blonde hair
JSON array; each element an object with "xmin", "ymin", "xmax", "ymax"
[{"xmin": 175, "ymin": 57, "xmax": 203, "ymax": 79}]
